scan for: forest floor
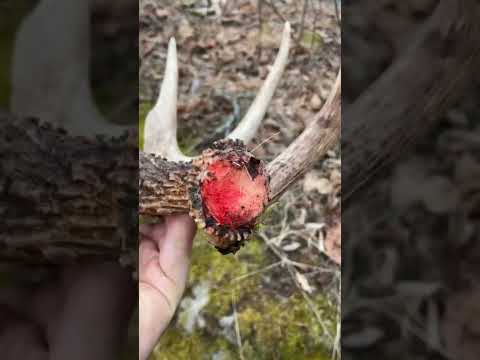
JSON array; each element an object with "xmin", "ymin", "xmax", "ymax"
[
  {"xmin": 139, "ymin": 0, "xmax": 341, "ymax": 359},
  {"xmin": 342, "ymin": 2, "xmax": 480, "ymax": 360}
]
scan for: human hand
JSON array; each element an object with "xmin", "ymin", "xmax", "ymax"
[
  {"xmin": 139, "ymin": 214, "xmax": 196, "ymax": 360},
  {"xmin": 0, "ymin": 262, "xmax": 135, "ymax": 360}
]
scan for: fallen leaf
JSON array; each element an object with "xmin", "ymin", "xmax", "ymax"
[{"xmin": 324, "ymin": 216, "xmax": 341, "ymax": 265}]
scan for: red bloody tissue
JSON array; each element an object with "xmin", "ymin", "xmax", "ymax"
[{"xmin": 200, "ymin": 159, "xmax": 268, "ymax": 228}]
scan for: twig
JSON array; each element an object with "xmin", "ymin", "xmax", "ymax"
[
  {"xmin": 232, "ymin": 261, "xmax": 283, "ymax": 282},
  {"xmin": 310, "ymin": 0, "xmax": 319, "ymax": 51},
  {"xmin": 232, "ymin": 289, "xmax": 245, "ymax": 360},
  {"xmin": 286, "ymin": 264, "xmax": 334, "ymax": 343},
  {"xmin": 257, "ymin": 0, "xmax": 264, "ymax": 59},
  {"xmin": 251, "ymin": 130, "xmax": 281, "ymax": 154},
  {"xmin": 333, "ymin": 0, "xmax": 340, "ymax": 25},
  {"xmin": 297, "ymin": 0, "xmax": 309, "ymax": 43},
  {"xmin": 258, "ymin": 232, "xmax": 323, "ymax": 270},
  {"xmin": 262, "ymin": 0, "xmax": 287, "ymax": 23}
]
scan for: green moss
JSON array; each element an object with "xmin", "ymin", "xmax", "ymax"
[
  {"xmin": 236, "ymin": 293, "xmax": 335, "ymax": 360},
  {"xmin": 187, "ymin": 232, "xmax": 264, "ymax": 316},
  {"xmin": 154, "ymin": 234, "xmax": 337, "ymax": 360},
  {"xmin": 155, "ymin": 328, "xmax": 236, "ymax": 360},
  {"xmin": 300, "ymin": 31, "xmax": 324, "ymax": 52}
]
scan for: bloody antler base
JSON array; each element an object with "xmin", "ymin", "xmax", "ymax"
[{"xmin": 140, "ymin": 139, "xmax": 269, "ymax": 254}]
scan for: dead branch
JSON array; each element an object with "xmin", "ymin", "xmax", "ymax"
[{"xmin": 297, "ymin": 0, "xmax": 309, "ymax": 43}]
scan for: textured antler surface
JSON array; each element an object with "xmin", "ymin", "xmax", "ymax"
[
  {"xmin": 343, "ymin": 0, "xmax": 480, "ymax": 203},
  {"xmin": 0, "ymin": 114, "xmax": 138, "ymax": 265}
]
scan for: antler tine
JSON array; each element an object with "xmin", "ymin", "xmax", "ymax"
[
  {"xmin": 11, "ymin": 0, "xmax": 130, "ymax": 136},
  {"xmin": 144, "ymin": 38, "xmax": 191, "ymax": 161},
  {"xmin": 227, "ymin": 22, "xmax": 291, "ymax": 144}
]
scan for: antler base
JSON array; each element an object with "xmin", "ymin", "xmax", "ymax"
[{"xmin": 140, "ymin": 139, "xmax": 269, "ymax": 254}]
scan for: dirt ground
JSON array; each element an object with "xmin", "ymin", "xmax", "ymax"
[{"xmin": 140, "ymin": 0, "xmax": 341, "ymax": 359}]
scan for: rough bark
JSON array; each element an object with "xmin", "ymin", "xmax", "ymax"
[
  {"xmin": 343, "ymin": 0, "xmax": 480, "ymax": 203},
  {"xmin": 0, "ymin": 113, "xmax": 138, "ymax": 265}
]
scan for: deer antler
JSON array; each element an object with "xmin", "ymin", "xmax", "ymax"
[
  {"xmin": 10, "ymin": 0, "xmax": 129, "ymax": 136},
  {"xmin": 144, "ymin": 22, "xmax": 291, "ymax": 158},
  {"xmin": 343, "ymin": 0, "xmax": 480, "ymax": 203},
  {"xmin": 140, "ymin": 23, "xmax": 340, "ymax": 254},
  {"xmin": 227, "ymin": 22, "xmax": 291, "ymax": 143}
]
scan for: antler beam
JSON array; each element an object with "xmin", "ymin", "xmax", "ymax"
[
  {"xmin": 343, "ymin": 0, "xmax": 480, "ymax": 203},
  {"xmin": 0, "ymin": 114, "xmax": 138, "ymax": 265}
]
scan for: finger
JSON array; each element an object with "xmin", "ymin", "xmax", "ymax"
[
  {"xmin": 49, "ymin": 262, "xmax": 135, "ymax": 360},
  {"xmin": 0, "ymin": 280, "xmax": 61, "ymax": 333},
  {"xmin": 138, "ymin": 227, "xmax": 177, "ymax": 345},
  {"xmin": 139, "ymin": 214, "xmax": 196, "ymax": 302},
  {"xmin": 0, "ymin": 285, "xmax": 32, "ymax": 318},
  {"xmin": 30, "ymin": 280, "xmax": 62, "ymax": 339},
  {"xmin": 158, "ymin": 214, "xmax": 196, "ymax": 287},
  {"xmin": 138, "ymin": 238, "xmax": 161, "ymax": 281},
  {"xmin": 139, "ymin": 221, "xmax": 166, "ymax": 241},
  {"xmin": 138, "ymin": 214, "xmax": 195, "ymax": 360},
  {"xmin": 0, "ymin": 307, "xmax": 48, "ymax": 360},
  {"xmin": 139, "ymin": 280, "xmax": 174, "ymax": 360}
]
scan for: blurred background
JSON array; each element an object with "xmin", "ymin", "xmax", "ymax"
[
  {"xmin": 139, "ymin": 0, "xmax": 341, "ymax": 359},
  {"xmin": 0, "ymin": 0, "xmax": 138, "ymax": 358},
  {"xmin": 343, "ymin": 1, "xmax": 480, "ymax": 359},
  {"xmin": 0, "ymin": 0, "xmax": 138, "ymax": 122}
]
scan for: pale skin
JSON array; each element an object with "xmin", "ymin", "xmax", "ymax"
[
  {"xmin": 0, "ymin": 262, "xmax": 135, "ymax": 360},
  {"xmin": 139, "ymin": 214, "xmax": 196, "ymax": 360},
  {"xmin": 0, "ymin": 215, "xmax": 194, "ymax": 360}
]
